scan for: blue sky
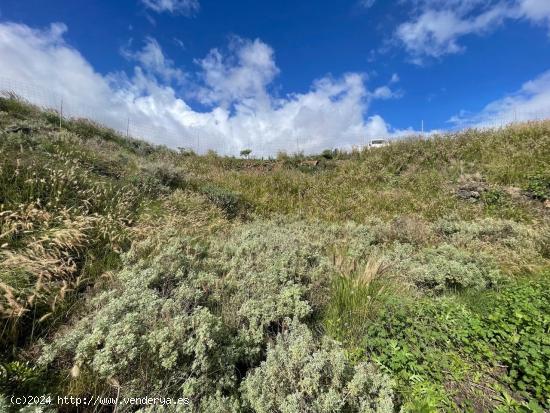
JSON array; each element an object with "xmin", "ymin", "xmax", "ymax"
[{"xmin": 0, "ymin": 0, "xmax": 549, "ymax": 155}]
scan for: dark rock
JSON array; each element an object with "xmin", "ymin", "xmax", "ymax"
[
  {"xmin": 455, "ymin": 176, "xmax": 488, "ymax": 202},
  {"xmin": 456, "ymin": 189, "xmax": 481, "ymax": 201},
  {"xmin": 5, "ymin": 125, "xmax": 32, "ymax": 134}
]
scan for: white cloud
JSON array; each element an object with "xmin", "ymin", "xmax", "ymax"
[
  {"xmin": 359, "ymin": 0, "xmax": 376, "ymax": 9},
  {"xmin": 0, "ymin": 22, "xmax": 410, "ymax": 156},
  {"xmin": 397, "ymin": 3, "xmax": 512, "ymax": 62},
  {"xmin": 141, "ymin": 0, "xmax": 199, "ymax": 15},
  {"xmin": 518, "ymin": 0, "xmax": 550, "ymax": 27},
  {"xmin": 396, "ymin": 0, "xmax": 550, "ymax": 62},
  {"xmin": 371, "ymin": 85, "xmax": 402, "ymax": 99},
  {"xmin": 195, "ymin": 37, "xmax": 279, "ymax": 109},
  {"xmin": 0, "ymin": 22, "xmax": 121, "ymax": 116},
  {"xmin": 449, "ymin": 69, "xmax": 550, "ymax": 126},
  {"xmin": 122, "ymin": 37, "xmax": 185, "ymax": 83}
]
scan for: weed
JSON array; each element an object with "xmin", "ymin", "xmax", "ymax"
[{"xmin": 525, "ymin": 172, "xmax": 550, "ymax": 201}]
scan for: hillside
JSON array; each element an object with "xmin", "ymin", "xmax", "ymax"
[{"xmin": 0, "ymin": 95, "xmax": 549, "ymax": 412}]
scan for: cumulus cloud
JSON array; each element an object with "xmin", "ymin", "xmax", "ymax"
[
  {"xmin": 122, "ymin": 37, "xmax": 185, "ymax": 83},
  {"xmin": 397, "ymin": 6, "xmax": 511, "ymax": 61},
  {"xmin": 0, "ymin": 22, "xmax": 124, "ymax": 117},
  {"xmin": 195, "ymin": 37, "xmax": 279, "ymax": 109},
  {"xmin": 396, "ymin": 0, "xmax": 550, "ymax": 63},
  {"xmin": 141, "ymin": 0, "xmax": 199, "ymax": 16},
  {"xmin": 518, "ymin": 0, "xmax": 550, "ymax": 27},
  {"xmin": 0, "ymin": 22, "xmax": 409, "ymax": 156},
  {"xmin": 449, "ymin": 69, "xmax": 550, "ymax": 127}
]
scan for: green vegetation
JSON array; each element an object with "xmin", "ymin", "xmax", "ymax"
[
  {"xmin": 240, "ymin": 149, "xmax": 252, "ymax": 159},
  {"xmin": 327, "ymin": 276, "xmax": 550, "ymax": 412},
  {"xmin": 0, "ymin": 96, "xmax": 549, "ymax": 412}
]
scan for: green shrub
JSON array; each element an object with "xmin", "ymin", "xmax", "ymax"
[
  {"xmin": 360, "ymin": 296, "xmax": 490, "ymax": 411},
  {"xmin": 39, "ymin": 237, "xmax": 237, "ymax": 406},
  {"xmin": 468, "ymin": 277, "xmax": 550, "ymax": 405},
  {"xmin": 357, "ymin": 276, "xmax": 550, "ymax": 411},
  {"xmin": 242, "ymin": 320, "xmax": 395, "ymax": 413},
  {"xmin": 208, "ymin": 219, "xmax": 337, "ymax": 361},
  {"xmin": 0, "ymin": 95, "xmax": 36, "ymax": 119},
  {"xmin": 404, "ymin": 244, "xmax": 502, "ymax": 294},
  {"xmin": 0, "ymin": 361, "xmax": 49, "ymax": 397},
  {"xmin": 483, "ymin": 188, "xmax": 506, "ymax": 206},
  {"xmin": 525, "ymin": 172, "xmax": 550, "ymax": 201},
  {"xmin": 201, "ymin": 185, "xmax": 250, "ymax": 219},
  {"xmin": 371, "ymin": 215, "xmax": 434, "ymax": 246},
  {"xmin": 41, "ymin": 110, "xmax": 62, "ymax": 128},
  {"xmin": 434, "ymin": 218, "xmax": 548, "ymax": 274},
  {"xmin": 38, "ymin": 221, "xmax": 335, "ymax": 409},
  {"xmin": 178, "ymin": 147, "xmax": 196, "ymax": 156},
  {"xmin": 65, "ymin": 118, "xmax": 107, "ymax": 140},
  {"xmin": 140, "ymin": 161, "xmax": 187, "ymax": 190}
]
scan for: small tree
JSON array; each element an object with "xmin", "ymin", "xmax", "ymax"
[
  {"xmin": 240, "ymin": 149, "xmax": 252, "ymax": 159},
  {"xmin": 321, "ymin": 149, "xmax": 334, "ymax": 160}
]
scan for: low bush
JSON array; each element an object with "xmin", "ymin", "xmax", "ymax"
[
  {"xmin": 38, "ymin": 220, "xmax": 337, "ymax": 410},
  {"xmin": 353, "ymin": 276, "xmax": 550, "ymax": 411},
  {"xmin": 39, "ymin": 237, "xmax": 237, "ymax": 408},
  {"xmin": 525, "ymin": 172, "xmax": 550, "ymax": 201},
  {"xmin": 465, "ymin": 277, "xmax": 550, "ymax": 405},
  {"xmin": 242, "ymin": 320, "xmax": 395, "ymax": 413},
  {"xmin": 210, "ymin": 220, "xmax": 335, "ymax": 354},
  {"xmin": 200, "ymin": 185, "xmax": 251, "ymax": 219},
  {"xmin": 371, "ymin": 215, "xmax": 434, "ymax": 246},
  {"xmin": 435, "ymin": 218, "xmax": 548, "ymax": 274},
  {"xmin": 405, "ymin": 244, "xmax": 502, "ymax": 294},
  {"xmin": 321, "ymin": 149, "xmax": 334, "ymax": 160},
  {"xmin": 0, "ymin": 361, "xmax": 50, "ymax": 397},
  {"xmin": 140, "ymin": 161, "xmax": 187, "ymax": 190}
]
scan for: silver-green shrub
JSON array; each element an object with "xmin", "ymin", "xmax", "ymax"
[
  {"xmin": 37, "ymin": 215, "xmax": 538, "ymax": 410},
  {"xmin": 435, "ymin": 218, "xmax": 548, "ymax": 273},
  {"xmin": 209, "ymin": 219, "xmax": 334, "ymax": 361},
  {"xmin": 39, "ymin": 236, "xmax": 238, "ymax": 408},
  {"xmin": 403, "ymin": 244, "xmax": 502, "ymax": 294},
  {"xmin": 39, "ymin": 219, "xmax": 360, "ymax": 410},
  {"xmin": 241, "ymin": 320, "xmax": 394, "ymax": 413}
]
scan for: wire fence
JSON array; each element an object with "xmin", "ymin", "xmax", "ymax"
[
  {"xmin": 0, "ymin": 76, "xmax": 196, "ymax": 150},
  {"xmin": 1, "ymin": 76, "xmax": 549, "ymax": 158}
]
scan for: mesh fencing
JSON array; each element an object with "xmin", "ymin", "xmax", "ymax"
[{"xmin": 1, "ymin": 76, "xmax": 549, "ymax": 158}]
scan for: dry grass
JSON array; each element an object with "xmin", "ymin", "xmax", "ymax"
[
  {"xmin": 0, "ymin": 115, "xmax": 147, "ymax": 346},
  {"xmin": 0, "ymin": 204, "xmax": 94, "ymax": 335},
  {"xmin": 170, "ymin": 121, "xmax": 550, "ymax": 223}
]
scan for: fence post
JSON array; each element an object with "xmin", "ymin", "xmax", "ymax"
[{"xmin": 59, "ymin": 98, "xmax": 63, "ymax": 130}]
